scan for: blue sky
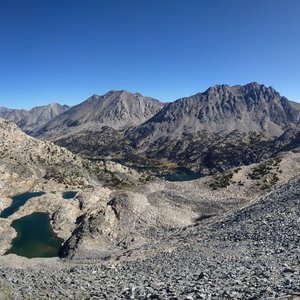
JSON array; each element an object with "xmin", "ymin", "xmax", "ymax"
[{"xmin": 0, "ymin": 0, "xmax": 299, "ymax": 109}]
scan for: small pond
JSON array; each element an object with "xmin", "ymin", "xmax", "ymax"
[
  {"xmin": 0, "ymin": 192, "xmax": 45, "ymax": 219},
  {"xmin": 162, "ymin": 167, "xmax": 203, "ymax": 182},
  {"xmin": 5, "ymin": 212, "xmax": 63, "ymax": 258},
  {"xmin": 62, "ymin": 191, "xmax": 78, "ymax": 199}
]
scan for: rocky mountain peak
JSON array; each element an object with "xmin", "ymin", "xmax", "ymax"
[
  {"xmin": 204, "ymin": 84, "xmax": 231, "ymax": 95},
  {"xmin": 48, "ymin": 102, "xmax": 68, "ymax": 109},
  {"xmin": 131, "ymin": 82, "xmax": 300, "ymax": 152},
  {"xmin": 103, "ymin": 89, "xmax": 149, "ymax": 100},
  {"xmin": 34, "ymin": 90, "xmax": 164, "ymax": 138},
  {"xmin": 29, "ymin": 102, "xmax": 69, "ymax": 113},
  {"xmin": 241, "ymin": 82, "xmax": 280, "ymax": 99},
  {"xmin": 203, "ymin": 82, "xmax": 280, "ymax": 101},
  {"xmin": 243, "ymin": 81, "xmax": 263, "ymax": 89}
]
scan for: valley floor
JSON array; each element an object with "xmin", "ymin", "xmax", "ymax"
[{"xmin": 1, "ymin": 176, "xmax": 299, "ymax": 299}]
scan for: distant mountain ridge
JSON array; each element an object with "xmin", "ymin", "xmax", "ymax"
[
  {"xmin": 2, "ymin": 83, "xmax": 300, "ymax": 173},
  {"xmin": 0, "ymin": 103, "xmax": 70, "ymax": 134},
  {"xmin": 34, "ymin": 90, "xmax": 164, "ymax": 139}
]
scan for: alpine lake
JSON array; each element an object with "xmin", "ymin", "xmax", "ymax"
[
  {"xmin": 0, "ymin": 164, "xmax": 200, "ymax": 258},
  {"xmin": 1, "ymin": 192, "xmax": 63, "ymax": 258}
]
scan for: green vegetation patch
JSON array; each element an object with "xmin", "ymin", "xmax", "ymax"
[
  {"xmin": 248, "ymin": 158, "xmax": 281, "ymax": 180},
  {"xmin": 248, "ymin": 158, "xmax": 281, "ymax": 190},
  {"xmin": 209, "ymin": 172, "xmax": 233, "ymax": 190}
]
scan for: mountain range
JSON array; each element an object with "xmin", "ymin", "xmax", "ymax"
[
  {"xmin": 0, "ymin": 103, "xmax": 69, "ymax": 135},
  {"xmin": 2, "ymin": 82, "xmax": 300, "ymax": 173},
  {"xmin": 33, "ymin": 90, "xmax": 164, "ymax": 139}
]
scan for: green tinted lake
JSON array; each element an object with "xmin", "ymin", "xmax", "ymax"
[
  {"xmin": 5, "ymin": 212, "xmax": 63, "ymax": 258},
  {"xmin": 0, "ymin": 192, "xmax": 45, "ymax": 219}
]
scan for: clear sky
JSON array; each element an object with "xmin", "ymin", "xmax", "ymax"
[{"xmin": 0, "ymin": 0, "xmax": 299, "ymax": 109}]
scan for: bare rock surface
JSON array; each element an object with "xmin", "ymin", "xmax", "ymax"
[
  {"xmin": 126, "ymin": 83, "xmax": 300, "ymax": 172},
  {"xmin": 0, "ymin": 174, "xmax": 299, "ymax": 299},
  {"xmin": 133, "ymin": 82, "xmax": 300, "ymax": 140},
  {"xmin": 0, "ymin": 277, "xmax": 13, "ymax": 300}
]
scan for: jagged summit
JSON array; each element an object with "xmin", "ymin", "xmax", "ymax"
[
  {"xmin": 202, "ymin": 82, "xmax": 280, "ymax": 99},
  {"xmin": 89, "ymin": 90, "xmax": 150, "ymax": 99},
  {"xmin": 102, "ymin": 89, "xmax": 153, "ymax": 101}
]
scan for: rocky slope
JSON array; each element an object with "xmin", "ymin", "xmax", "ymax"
[
  {"xmin": 0, "ymin": 117, "xmax": 150, "ymax": 256},
  {"xmin": 3, "ymin": 113, "xmax": 300, "ymax": 259},
  {"xmin": 2, "ymin": 115, "xmax": 299, "ymax": 260},
  {"xmin": 55, "ymin": 126, "xmax": 133, "ymax": 159},
  {"xmin": 34, "ymin": 90, "xmax": 164, "ymax": 139},
  {"xmin": 0, "ymin": 117, "xmax": 93, "ymax": 255},
  {"xmin": 58, "ymin": 148, "xmax": 300, "ymax": 259},
  {"xmin": 0, "ymin": 103, "xmax": 69, "ymax": 134},
  {"xmin": 0, "ymin": 117, "xmax": 146, "ymax": 187},
  {"xmin": 0, "ymin": 157, "xmax": 299, "ymax": 299},
  {"xmin": 0, "ymin": 117, "xmax": 95, "ymax": 186},
  {"xmin": 0, "ymin": 116, "xmax": 215, "ymax": 259}
]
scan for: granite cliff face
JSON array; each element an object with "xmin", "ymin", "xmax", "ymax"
[{"xmin": 0, "ymin": 103, "xmax": 69, "ymax": 134}]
